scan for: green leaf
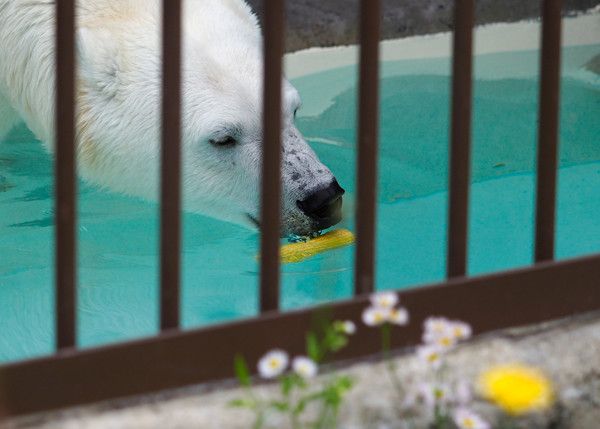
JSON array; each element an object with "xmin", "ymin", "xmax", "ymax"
[
  {"xmin": 252, "ymin": 412, "xmax": 267, "ymax": 429},
  {"xmin": 228, "ymin": 398, "xmax": 256, "ymax": 409},
  {"xmin": 323, "ymin": 328, "xmax": 335, "ymax": 344},
  {"xmin": 234, "ymin": 354, "xmax": 251, "ymax": 388},
  {"xmin": 300, "ymin": 390, "xmax": 327, "ymax": 406},
  {"xmin": 307, "ymin": 332, "xmax": 321, "ymax": 362},
  {"xmin": 281, "ymin": 374, "xmax": 294, "ymax": 396},
  {"xmin": 318, "ymin": 376, "xmax": 354, "ymax": 406},
  {"xmin": 281, "ymin": 373, "xmax": 306, "ymax": 397},
  {"xmin": 270, "ymin": 400, "xmax": 290, "ymax": 412},
  {"xmin": 323, "ymin": 389, "xmax": 341, "ymax": 406},
  {"xmin": 335, "ymin": 375, "xmax": 355, "ymax": 392},
  {"xmin": 293, "ymin": 398, "xmax": 307, "ymax": 415},
  {"xmin": 329, "ymin": 335, "xmax": 348, "ymax": 352},
  {"xmin": 295, "ymin": 376, "xmax": 308, "ymax": 390}
]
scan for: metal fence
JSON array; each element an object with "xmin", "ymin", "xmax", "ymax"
[{"xmin": 1, "ymin": 0, "xmax": 599, "ymax": 418}]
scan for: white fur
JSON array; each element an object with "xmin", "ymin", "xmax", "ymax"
[{"xmin": 0, "ymin": 0, "xmax": 339, "ymax": 235}]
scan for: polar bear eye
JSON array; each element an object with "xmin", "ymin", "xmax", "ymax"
[{"xmin": 209, "ymin": 136, "xmax": 238, "ymax": 148}]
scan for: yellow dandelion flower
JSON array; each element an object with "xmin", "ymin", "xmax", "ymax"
[{"xmin": 478, "ymin": 364, "xmax": 555, "ymax": 415}]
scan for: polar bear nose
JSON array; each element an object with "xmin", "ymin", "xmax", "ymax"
[{"xmin": 296, "ymin": 179, "xmax": 345, "ymax": 230}]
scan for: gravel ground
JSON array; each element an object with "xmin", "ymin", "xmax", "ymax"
[{"xmin": 6, "ymin": 313, "xmax": 600, "ymax": 429}]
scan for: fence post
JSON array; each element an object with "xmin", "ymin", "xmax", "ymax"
[
  {"xmin": 447, "ymin": 0, "xmax": 475, "ymax": 279},
  {"xmin": 534, "ymin": 0, "xmax": 563, "ymax": 262},
  {"xmin": 354, "ymin": 0, "xmax": 381, "ymax": 296},
  {"xmin": 160, "ymin": 0, "xmax": 182, "ymax": 330},
  {"xmin": 259, "ymin": 0, "xmax": 285, "ymax": 313},
  {"xmin": 55, "ymin": 0, "xmax": 77, "ymax": 350}
]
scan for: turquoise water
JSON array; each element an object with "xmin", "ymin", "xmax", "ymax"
[{"xmin": 1, "ymin": 45, "xmax": 599, "ymax": 363}]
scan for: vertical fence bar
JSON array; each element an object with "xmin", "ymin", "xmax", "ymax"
[
  {"xmin": 259, "ymin": 1, "xmax": 285, "ymax": 313},
  {"xmin": 160, "ymin": 0, "xmax": 182, "ymax": 330},
  {"xmin": 354, "ymin": 0, "xmax": 381, "ymax": 296},
  {"xmin": 446, "ymin": 0, "xmax": 475, "ymax": 279},
  {"xmin": 534, "ymin": 0, "xmax": 563, "ymax": 263},
  {"xmin": 55, "ymin": 0, "xmax": 77, "ymax": 350}
]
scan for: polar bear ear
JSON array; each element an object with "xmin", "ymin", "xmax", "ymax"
[{"xmin": 76, "ymin": 27, "xmax": 124, "ymax": 99}]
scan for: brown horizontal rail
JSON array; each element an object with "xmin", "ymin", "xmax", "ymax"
[
  {"xmin": 55, "ymin": 0, "xmax": 77, "ymax": 350},
  {"xmin": 447, "ymin": 0, "xmax": 475, "ymax": 279},
  {"xmin": 1, "ymin": 253, "xmax": 599, "ymax": 417},
  {"xmin": 534, "ymin": 0, "xmax": 563, "ymax": 263},
  {"xmin": 354, "ymin": 0, "xmax": 381, "ymax": 296},
  {"xmin": 259, "ymin": 0, "xmax": 285, "ymax": 313}
]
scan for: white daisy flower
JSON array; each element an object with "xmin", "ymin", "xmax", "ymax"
[
  {"xmin": 416, "ymin": 344, "xmax": 444, "ymax": 370},
  {"xmin": 452, "ymin": 408, "xmax": 490, "ymax": 429},
  {"xmin": 388, "ymin": 307, "xmax": 409, "ymax": 325},
  {"xmin": 341, "ymin": 320, "xmax": 356, "ymax": 335},
  {"xmin": 292, "ymin": 356, "xmax": 318, "ymax": 379},
  {"xmin": 401, "ymin": 382, "xmax": 432, "ymax": 410},
  {"xmin": 415, "ymin": 382, "xmax": 436, "ymax": 409},
  {"xmin": 432, "ymin": 383, "xmax": 453, "ymax": 405},
  {"xmin": 402, "ymin": 382, "xmax": 433, "ymax": 411},
  {"xmin": 257, "ymin": 349, "xmax": 289, "ymax": 379},
  {"xmin": 369, "ymin": 291, "xmax": 399, "ymax": 308},
  {"xmin": 362, "ymin": 306, "xmax": 391, "ymax": 326},
  {"xmin": 449, "ymin": 320, "xmax": 472, "ymax": 341},
  {"xmin": 422, "ymin": 316, "xmax": 452, "ymax": 343},
  {"xmin": 455, "ymin": 380, "xmax": 473, "ymax": 406},
  {"xmin": 433, "ymin": 331, "xmax": 458, "ymax": 349}
]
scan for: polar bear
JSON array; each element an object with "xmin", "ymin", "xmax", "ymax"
[{"xmin": 0, "ymin": 0, "xmax": 345, "ymax": 236}]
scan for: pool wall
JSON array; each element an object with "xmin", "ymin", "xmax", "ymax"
[
  {"xmin": 284, "ymin": 10, "xmax": 600, "ymax": 119},
  {"xmin": 285, "ymin": 8, "xmax": 600, "ymax": 79},
  {"xmin": 246, "ymin": 0, "xmax": 599, "ymax": 52}
]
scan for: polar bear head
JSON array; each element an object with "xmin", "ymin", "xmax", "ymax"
[{"xmin": 74, "ymin": 0, "xmax": 344, "ymax": 237}]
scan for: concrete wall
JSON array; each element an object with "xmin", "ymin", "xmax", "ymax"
[{"xmin": 245, "ymin": 0, "xmax": 600, "ymax": 52}]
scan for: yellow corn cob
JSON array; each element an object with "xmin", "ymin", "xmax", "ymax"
[{"xmin": 275, "ymin": 229, "xmax": 355, "ymax": 264}]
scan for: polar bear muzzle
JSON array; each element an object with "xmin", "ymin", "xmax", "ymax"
[
  {"xmin": 247, "ymin": 179, "xmax": 345, "ymax": 237},
  {"xmin": 296, "ymin": 179, "xmax": 345, "ymax": 231}
]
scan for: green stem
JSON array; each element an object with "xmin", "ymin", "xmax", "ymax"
[
  {"xmin": 315, "ymin": 401, "xmax": 330, "ymax": 429},
  {"xmin": 433, "ymin": 403, "xmax": 441, "ymax": 428},
  {"xmin": 497, "ymin": 414, "xmax": 520, "ymax": 429},
  {"xmin": 252, "ymin": 408, "xmax": 266, "ymax": 429},
  {"xmin": 322, "ymin": 404, "xmax": 335, "ymax": 429},
  {"xmin": 385, "ymin": 358, "xmax": 405, "ymax": 400},
  {"xmin": 381, "ymin": 323, "xmax": 391, "ymax": 358},
  {"xmin": 239, "ymin": 385, "xmax": 267, "ymax": 429},
  {"xmin": 381, "ymin": 323, "xmax": 406, "ymax": 402},
  {"xmin": 290, "ymin": 411, "xmax": 301, "ymax": 429}
]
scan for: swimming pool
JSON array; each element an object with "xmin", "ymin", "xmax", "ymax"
[{"xmin": 1, "ymin": 34, "xmax": 599, "ymax": 362}]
